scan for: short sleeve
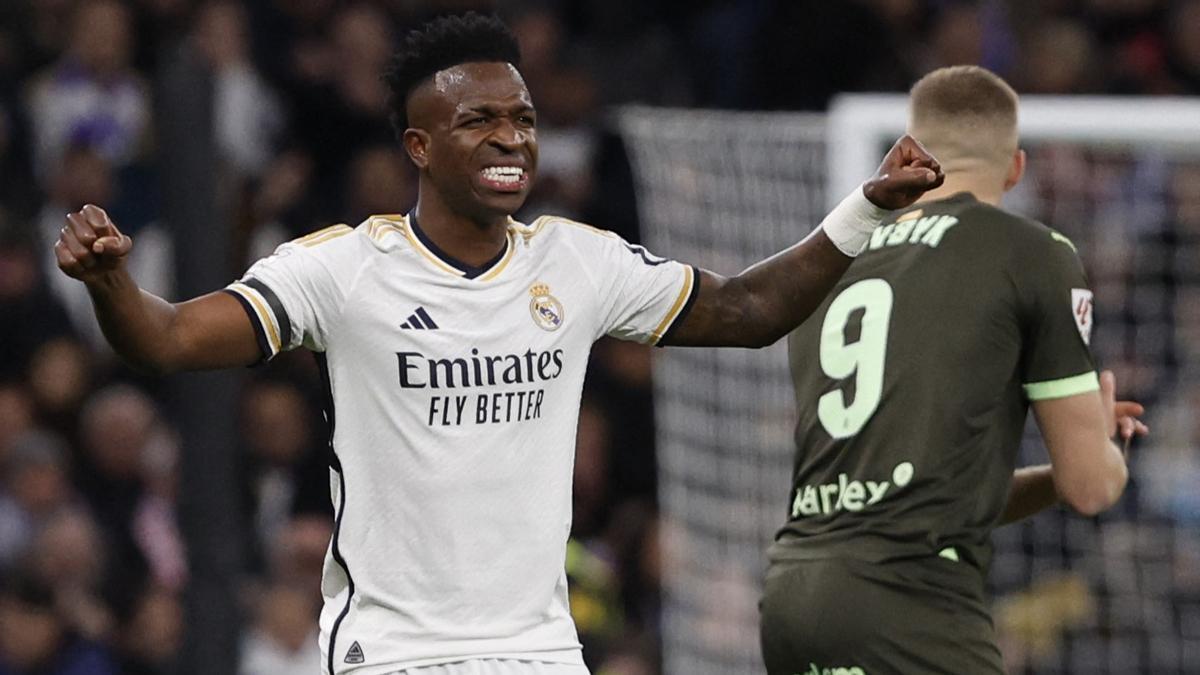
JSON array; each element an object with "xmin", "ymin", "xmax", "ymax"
[
  {"xmin": 595, "ymin": 235, "xmax": 699, "ymax": 345},
  {"xmin": 223, "ymin": 225, "xmax": 357, "ymax": 360},
  {"xmin": 1016, "ymin": 230, "xmax": 1099, "ymax": 401}
]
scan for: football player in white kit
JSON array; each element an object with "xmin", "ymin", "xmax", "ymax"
[{"xmin": 53, "ymin": 13, "xmax": 943, "ymax": 675}]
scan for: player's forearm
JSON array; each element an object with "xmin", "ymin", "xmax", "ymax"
[
  {"xmin": 728, "ymin": 228, "xmax": 853, "ymax": 346},
  {"xmin": 1000, "ymin": 465, "xmax": 1059, "ymax": 525},
  {"xmin": 664, "ymin": 229, "xmax": 851, "ymax": 348},
  {"xmin": 1059, "ymin": 439, "xmax": 1128, "ymax": 516},
  {"xmin": 86, "ymin": 270, "xmax": 185, "ymax": 374}
]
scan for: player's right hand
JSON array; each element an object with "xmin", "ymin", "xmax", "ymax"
[
  {"xmin": 1099, "ymin": 370, "xmax": 1149, "ymax": 457},
  {"xmin": 54, "ymin": 204, "xmax": 133, "ymax": 284},
  {"xmin": 863, "ymin": 134, "xmax": 945, "ymax": 210}
]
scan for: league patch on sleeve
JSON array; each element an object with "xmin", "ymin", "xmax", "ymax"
[{"xmin": 1072, "ymin": 288, "xmax": 1094, "ymax": 345}]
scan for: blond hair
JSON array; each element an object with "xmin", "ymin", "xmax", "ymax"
[{"xmin": 908, "ymin": 66, "xmax": 1019, "ymax": 175}]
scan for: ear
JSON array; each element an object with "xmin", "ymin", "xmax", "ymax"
[
  {"xmin": 1003, "ymin": 148, "xmax": 1026, "ymax": 192},
  {"xmin": 403, "ymin": 128, "xmax": 432, "ymax": 170}
]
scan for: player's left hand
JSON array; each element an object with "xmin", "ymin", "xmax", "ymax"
[
  {"xmin": 1099, "ymin": 370, "xmax": 1149, "ymax": 459},
  {"xmin": 862, "ymin": 135, "xmax": 945, "ymax": 210}
]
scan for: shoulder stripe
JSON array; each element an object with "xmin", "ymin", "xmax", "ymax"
[
  {"xmin": 652, "ymin": 265, "xmax": 698, "ymax": 345},
  {"xmin": 226, "ymin": 282, "xmax": 282, "ymax": 355},
  {"xmin": 1023, "ymin": 371, "xmax": 1100, "ymax": 401},
  {"xmin": 514, "ymin": 215, "xmax": 617, "ymax": 242},
  {"xmin": 296, "ymin": 224, "xmax": 352, "ymax": 248}
]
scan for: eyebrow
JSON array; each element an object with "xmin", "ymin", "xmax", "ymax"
[{"xmin": 457, "ymin": 103, "xmax": 536, "ymax": 117}]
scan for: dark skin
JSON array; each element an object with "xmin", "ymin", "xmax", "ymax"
[{"xmin": 55, "ymin": 59, "xmax": 942, "ymax": 372}]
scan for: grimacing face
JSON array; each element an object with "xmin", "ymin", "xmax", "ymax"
[{"xmin": 405, "ymin": 61, "xmax": 539, "ymax": 223}]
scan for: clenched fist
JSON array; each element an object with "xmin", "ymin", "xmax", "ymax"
[
  {"xmin": 54, "ymin": 204, "xmax": 133, "ymax": 284},
  {"xmin": 863, "ymin": 135, "xmax": 945, "ymax": 211}
]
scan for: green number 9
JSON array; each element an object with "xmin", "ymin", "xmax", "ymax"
[{"xmin": 818, "ymin": 278, "xmax": 893, "ymax": 439}]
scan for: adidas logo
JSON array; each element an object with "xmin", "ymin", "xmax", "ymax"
[
  {"xmin": 400, "ymin": 307, "xmax": 439, "ymax": 330},
  {"xmin": 344, "ymin": 640, "xmax": 365, "ymax": 664}
]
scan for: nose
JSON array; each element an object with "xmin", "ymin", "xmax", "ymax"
[{"xmin": 488, "ymin": 120, "xmax": 528, "ymax": 152}]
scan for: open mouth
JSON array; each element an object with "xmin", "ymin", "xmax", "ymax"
[{"xmin": 478, "ymin": 166, "xmax": 529, "ymax": 193}]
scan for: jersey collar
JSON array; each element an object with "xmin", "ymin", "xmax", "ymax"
[{"xmin": 405, "ymin": 212, "xmax": 515, "ymax": 281}]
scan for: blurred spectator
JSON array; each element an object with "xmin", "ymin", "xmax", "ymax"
[
  {"xmin": 27, "ymin": 508, "xmax": 113, "ymax": 641},
  {"xmin": 508, "ymin": 7, "xmax": 598, "ymax": 220},
  {"xmin": 112, "ymin": 584, "xmax": 183, "ymax": 675},
  {"xmin": 0, "ymin": 570, "xmax": 117, "ymax": 675},
  {"xmin": 573, "ymin": 399, "xmax": 611, "ymax": 538},
  {"xmin": 342, "ymin": 144, "xmax": 416, "ymax": 225},
  {"xmin": 76, "ymin": 385, "xmax": 164, "ymax": 589},
  {"xmin": 265, "ymin": 515, "xmax": 332, "ymax": 590},
  {"xmin": 1165, "ymin": 0, "xmax": 1200, "ymax": 92},
  {"xmin": 194, "ymin": 0, "xmax": 284, "ymax": 180},
  {"xmin": 1019, "ymin": 19, "xmax": 1100, "ymax": 93},
  {"xmin": 283, "ymin": 3, "xmax": 396, "ymax": 223},
  {"xmin": 0, "ymin": 385, "xmax": 34, "ymax": 461},
  {"xmin": 0, "ymin": 431, "xmax": 73, "ymax": 571},
  {"xmin": 239, "ymin": 378, "xmax": 330, "ymax": 572},
  {"xmin": 238, "ymin": 582, "xmax": 321, "ymax": 675},
  {"xmin": 925, "ymin": 3, "xmax": 987, "ymax": 72},
  {"xmin": 0, "ymin": 219, "xmax": 74, "ymax": 382},
  {"xmin": 24, "ymin": 0, "xmax": 150, "ymax": 182},
  {"xmin": 27, "ymin": 338, "xmax": 92, "ymax": 436},
  {"xmin": 131, "ymin": 426, "xmax": 187, "ymax": 591}
]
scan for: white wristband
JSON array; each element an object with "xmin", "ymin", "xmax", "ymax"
[{"xmin": 819, "ymin": 187, "xmax": 892, "ymax": 257}]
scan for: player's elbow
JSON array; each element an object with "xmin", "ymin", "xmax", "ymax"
[{"xmin": 1061, "ymin": 462, "xmax": 1128, "ymax": 517}]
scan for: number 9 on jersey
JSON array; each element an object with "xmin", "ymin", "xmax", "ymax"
[{"xmin": 818, "ymin": 279, "xmax": 894, "ymax": 439}]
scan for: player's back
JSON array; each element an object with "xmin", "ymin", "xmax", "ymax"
[{"xmin": 772, "ymin": 191, "xmax": 1095, "ymax": 571}]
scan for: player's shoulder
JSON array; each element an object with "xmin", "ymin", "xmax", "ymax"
[
  {"xmin": 982, "ymin": 204, "xmax": 1080, "ymax": 261},
  {"xmin": 938, "ymin": 195, "xmax": 1079, "ymax": 258},
  {"xmin": 511, "ymin": 214, "xmax": 633, "ymax": 259},
  {"xmin": 268, "ymin": 218, "xmax": 396, "ymax": 275},
  {"xmin": 513, "ymin": 214, "xmax": 623, "ymax": 244}
]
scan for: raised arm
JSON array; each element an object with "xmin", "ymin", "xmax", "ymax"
[
  {"xmin": 1006, "ymin": 371, "xmax": 1148, "ymax": 523},
  {"xmin": 664, "ymin": 135, "xmax": 944, "ymax": 348},
  {"xmin": 54, "ymin": 205, "xmax": 262, "ymax": 374}
]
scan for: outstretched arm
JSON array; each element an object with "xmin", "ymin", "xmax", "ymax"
[
  {"xmin": 55, "ymin": 205, "xmax": 262, "ymax": 374},
  {"xmin": 664, "ymin": 135, "xmax": 944, "ymax": 348},
  {"xmin": 1001, "ymin": 371, "xmax": 1148, "ymax": 524}
]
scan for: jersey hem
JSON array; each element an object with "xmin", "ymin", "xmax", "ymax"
[{"xmin": 1022, "ymin": 371, "xmax": 1099, "ymax": 401}]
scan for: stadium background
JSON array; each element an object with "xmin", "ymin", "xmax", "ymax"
[{"xmin": 0, "ymin": 1, "xmax": 1197, "ymax": 674}]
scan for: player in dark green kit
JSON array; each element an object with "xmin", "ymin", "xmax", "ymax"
[{"xmin": 759, "ymin": 66, "xmax": 1149, "ymax": 675}]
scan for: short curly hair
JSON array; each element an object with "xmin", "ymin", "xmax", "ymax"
[{"xmin": 383, "ymin": 12, "xmax": 522, "ymax": 137}]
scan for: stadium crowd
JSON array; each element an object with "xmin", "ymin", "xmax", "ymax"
[{"xmin": 0, "ymin": 0, "xmax": 1197, "ymax": 673}]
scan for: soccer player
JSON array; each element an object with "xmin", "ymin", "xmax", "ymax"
[
  {"xmin": 759, "ymin": 65, "xmax": 1148, "ymax": 675},
  {"xmin": 53, "ymin": 13, "xmax": 943, "ymax": 675}
]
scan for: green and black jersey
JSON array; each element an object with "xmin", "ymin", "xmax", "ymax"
[{"xmin": 770, "ymin": 192, "xmax": 1098, "ymax": 572}]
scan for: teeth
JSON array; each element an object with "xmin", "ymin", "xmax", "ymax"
[{"xmin": 481, "ymin": 166, "xmax": 524, "ymax": 183}]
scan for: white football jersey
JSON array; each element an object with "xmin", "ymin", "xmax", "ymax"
[{"xmin": 225, "ymin": 213, "xmax": 697, "ymax": 674}]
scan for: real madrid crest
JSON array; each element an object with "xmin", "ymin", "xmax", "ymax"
[{"xmin": 529, "ymin": 282, "xmax": 564, "ymax": 332}]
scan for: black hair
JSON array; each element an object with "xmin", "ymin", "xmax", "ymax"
[{"xmin": 383, "ymin": 12, "xmax": 522, "ymax": 138}]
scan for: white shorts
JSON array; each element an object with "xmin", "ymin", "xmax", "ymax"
[{"xmin": 394, "ymin": 660, "xmax": 590, "ymax": 675}]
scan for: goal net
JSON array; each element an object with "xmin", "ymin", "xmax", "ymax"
[{"xmin": 619, "ymin": 96, "xmax": 1200, "ymax": 675}]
